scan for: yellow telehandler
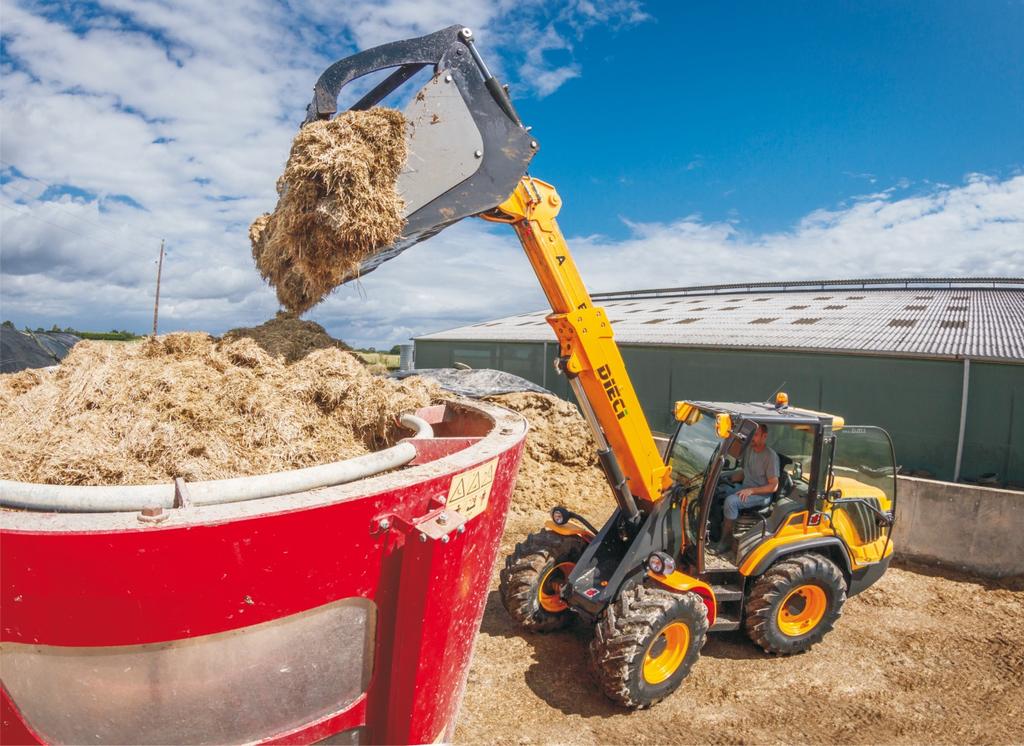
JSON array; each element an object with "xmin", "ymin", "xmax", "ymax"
[{"xmin": 307, "ymin": 25, "xmax": 897, "ymax": 708}]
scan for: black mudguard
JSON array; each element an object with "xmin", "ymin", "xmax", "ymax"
[{"xmin": 747, "ymin": 537, "xmax": 854, "ymax": 584}]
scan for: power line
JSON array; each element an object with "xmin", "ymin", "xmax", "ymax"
[
  {"xmin": 0, "ymin": 198, "xmax": 134, "ymax": 256},
  {"xmin": 0, "ymin": 180, "xmax": 153, "ymax": 244},
  {"xmin": 0, "ymin": 159, "xmax": 166, "ymax": 244}
]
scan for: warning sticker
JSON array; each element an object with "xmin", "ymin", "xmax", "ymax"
[{"xmin": 447, "ymin": 458, "xmax": 497, "ymax": 522}]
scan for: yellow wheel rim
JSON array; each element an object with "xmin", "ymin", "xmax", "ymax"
[
  {"xmin": 538, "ymin": 562, "xmax": 574, "ymax": 613},
  {"xmin": 777, "ymin": 584, "xmax": 827, "ymax": 636},
  {"xmin": 642, "ymin": 622, "xmax": 690, "ymax": 685}
]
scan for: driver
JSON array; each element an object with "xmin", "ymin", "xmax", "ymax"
[{"xmin": 711, "ymin": 423, "xmax": 779, "ymax": 553}]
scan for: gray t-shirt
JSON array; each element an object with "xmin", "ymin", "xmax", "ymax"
[{"xmin": 741, "ymin": 445, "xmax": 779, "ymax": 490}]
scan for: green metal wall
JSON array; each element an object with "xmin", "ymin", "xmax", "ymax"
[
  {"xmin": 414, "ymin": 340, "xmax": 1024, "ymax": 484},
  {"xmin": 963, "ymin": 362, "xmax": 1024, "ymax": 485}
]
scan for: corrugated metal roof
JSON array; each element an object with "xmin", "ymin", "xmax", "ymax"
[{"xmin": 416, "ymin": 278, "xmax": 1024, "ymax": 363}]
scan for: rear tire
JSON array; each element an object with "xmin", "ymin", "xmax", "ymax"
[
  {"xmin": 744, "ymin": 553, "xmax": 846, "ymax": 655},
  {"xmin": 589, "ymin": 584, "xmax": 708, "ymax": 708},
  {"xmin": 499, "ymin": 530, "xmax": 586, "ymax": 632}
]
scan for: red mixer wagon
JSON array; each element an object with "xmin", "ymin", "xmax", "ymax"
[{"xmin": 1, "ymin": 400, "xmax": 526, "ymax": 745}]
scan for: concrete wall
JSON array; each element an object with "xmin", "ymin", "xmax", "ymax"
[{"xmin": 894, "ymin": 476, "xmax": 1024, "ymax": 577}]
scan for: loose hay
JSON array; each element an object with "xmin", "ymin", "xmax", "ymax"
[
  {"xmin": 223, "ymin": 311, "xmax": 352, "ymax": 363},
  {"xmin": 0, "ymin": 334, "xmax": 438, "ymax": 486},
  {"xmin": 484, "ymin": 391, "xmax": 611, "ymax": 518},
  {"xmin": 251, "ymin": 108, "xmax": 408, "ymax": 314}
]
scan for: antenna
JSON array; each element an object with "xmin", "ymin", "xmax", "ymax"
[{"xmin": 764, "ymin": 381, "xmax": 786, "ymax": 404}]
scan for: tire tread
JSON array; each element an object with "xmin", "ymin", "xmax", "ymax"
[
  {"xmin": 499, "ymin": 530, "xmax": 585, "ymax": 632},
  {"xmin": 744, "ymin": 553, "xmax": 847, "ymax": 655},
  {"xmin": 590, "ymin": 585, "xmax": 708, "ymax": 708}
]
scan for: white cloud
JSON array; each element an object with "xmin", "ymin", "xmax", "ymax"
[
  {"xmin": 565, "ymin": 174, "xmax": 1024, "ymax": 293},
  {"xmin": 516, "ymin": 23, "xmax": 580, "ymax": 98},
  {"xmin": 309, "ymin": 173, "xmax": 1024, "ymax": 344},
  {"xmin": 0, "ymin": 2, "xmax": 1020, "ymax": 349},
  {"xmin": 0, "ymin": 0, "xmax": 641, "ymax": 344}
]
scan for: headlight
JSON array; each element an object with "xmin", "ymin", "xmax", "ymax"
[
  {"xmin": 660, "ymin": 553, "xmax": 676, "ymax": 575},
  {"xmin": 647, "ymin": 552, "xmax": 664, "ymax": 574},
  {"xmin": 647, "ymin": 551, "xmax": 675, "ymax": 576}
]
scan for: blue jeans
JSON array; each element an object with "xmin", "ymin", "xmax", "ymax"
[{"xmin": 721, "ymin": 484, "xmax": 772, "ymax": 520}]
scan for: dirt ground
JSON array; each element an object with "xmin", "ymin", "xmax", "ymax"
[{"xmin": 455, "ymin": 396, "xmax": 1024, "ymax": 744}]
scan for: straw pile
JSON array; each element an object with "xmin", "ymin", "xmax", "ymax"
[
  {"xmin": 250, "ymin": 108, "xmax": 408, "ymax": 314},
  {"xmin": 223, "ymin": 312, "xmax": 351, "ymax": 363},
  {"xmin": 484, "ymin": 391, "xmax": 609, "ymax": 517},
  {"xmin": 0, "ymin": 334, "xmax": 437, "ymax": 486}
]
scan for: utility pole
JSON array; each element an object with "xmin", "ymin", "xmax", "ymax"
[{"xmin": 152, "ymin": 239, "xmax": 165, "ymax": 338}]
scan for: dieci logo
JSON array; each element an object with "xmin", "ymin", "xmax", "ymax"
[{"xmin": 596, "ymin": 364, "xmax": 628, "ymax": 420}]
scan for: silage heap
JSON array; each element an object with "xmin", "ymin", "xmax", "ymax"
[
  {"xmin": 250, "ymin": 108, "xmax": 408, "ymax": 314},
  {"xmin": 224, "ymin": 311, "xmax": 352, "ymax": 363},
  {"xmin": 484, "ymin": 391, "xmax": 610, "ymax": 519},
  {"xmin": 0, "ymin": 334, "xmax": 437, "ymax": 487}
]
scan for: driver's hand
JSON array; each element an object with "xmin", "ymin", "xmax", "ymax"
[{"xmin": 738, "ymin": 488, "xmax": 753, "ymax": 502}]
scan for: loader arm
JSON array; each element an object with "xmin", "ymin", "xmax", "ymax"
[
  {"xmin": 302, "ymin": 26, "xmax": 671, "ymax": 516},
  {"xmin": 483, "ymin": 179, "xmax": 672, "ymax": 515}
]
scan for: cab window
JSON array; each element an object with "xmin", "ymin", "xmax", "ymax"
[
  {"xmin": 668, "ymin": 411, "xmax": 721, "ymax": 491},
  {"xmin": 669, "ymin": 411, "xmax": 723, "ymax": 549},
  {"xmin": 765, "ymin": 425, "xmax": 816, "ymax": 494},
  {"xmin": 832, "ymin": 426, "xmax": 896, "ymax": 510}
]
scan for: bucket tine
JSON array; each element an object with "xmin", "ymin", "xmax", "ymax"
[
  {"xmin": 350, "ymin": 64, "xmax": 429, "ymax": 111},
  {"xmin": 305, "ymin": 25, "xmax": 465, "ymax": 123}
]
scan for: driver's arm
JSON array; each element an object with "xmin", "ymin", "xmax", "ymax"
[{"xmin": 738, "ymin": 476, "xmax": 779, "ymax": 500}]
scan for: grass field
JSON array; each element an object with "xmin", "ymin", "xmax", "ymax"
[{"xmin": 354, "ymin": 351, "xmax": 400, "ymax": 369}]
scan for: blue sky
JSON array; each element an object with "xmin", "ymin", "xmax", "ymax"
[
  {"xmin": 518, "ymin": 0, "xmax": 1024, "ymax": 236},
  {"xmin": 1, "ymin": 1, "xmax": 1022, "ymax": 348}
]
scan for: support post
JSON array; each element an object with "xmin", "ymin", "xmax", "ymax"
[
  {"xmin": 541, "ymin": 341, "xmax": 548, "ymax": 389},
  {"xmin": 953, "ymin": 358, "xmax": 971, "ymax": 482},
  {"xmin": 152, "ymin": 239, "xmax": 165, "ymax": 338}
]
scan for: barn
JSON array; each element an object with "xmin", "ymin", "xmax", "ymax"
[{"xmin": 414, "ymin": 278, "xmax": 1024, "ymax": 485}]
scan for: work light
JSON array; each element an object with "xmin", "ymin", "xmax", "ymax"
[{"xmin": 647, "ymin": 551, "xmax": 675, "ymax": 575}]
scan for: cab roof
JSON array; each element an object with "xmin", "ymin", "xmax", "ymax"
[{"xmin": 687, "ymin": 400, "xmax": 842, "ymax": 427}]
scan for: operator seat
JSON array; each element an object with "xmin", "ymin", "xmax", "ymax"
[
  {"xmin": 710, "ymin": 453, "xmax": 795, "ymax": 547},
  {"xmin": 738, "ymin": 453, "xmax": 794, "ymax": 520},
  {"xmin": 775, "ymin": 453, "xmax": 795, "ymax": 500},
  {"xmin": 731, "ymin": 454, "xmax": 800, "ymax": 554}
]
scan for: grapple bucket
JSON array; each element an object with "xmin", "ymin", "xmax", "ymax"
[{"xmin": 304, "ymin": 25, "xmax": 538, "ymax": 277}]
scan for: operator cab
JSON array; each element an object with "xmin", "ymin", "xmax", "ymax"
[{"xmin": 668, "ymin": 396, "xmax": 858, "ymax": 572}]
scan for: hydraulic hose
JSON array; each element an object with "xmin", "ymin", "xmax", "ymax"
[{"xmin": 0, "ymin": 414, "xmax": 433, "ymax": 514}]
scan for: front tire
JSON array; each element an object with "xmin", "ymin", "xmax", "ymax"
[
  {"xmin": 744, "ymin": 553, "xmax": 847, "ymax": 655},
  {"xmin": 499, "ymin": 530, "xmax": 586, "ymax": 632},
  {"xmin": 589, "ymin": 585, "xmax": 708, "ymax": 708}
]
